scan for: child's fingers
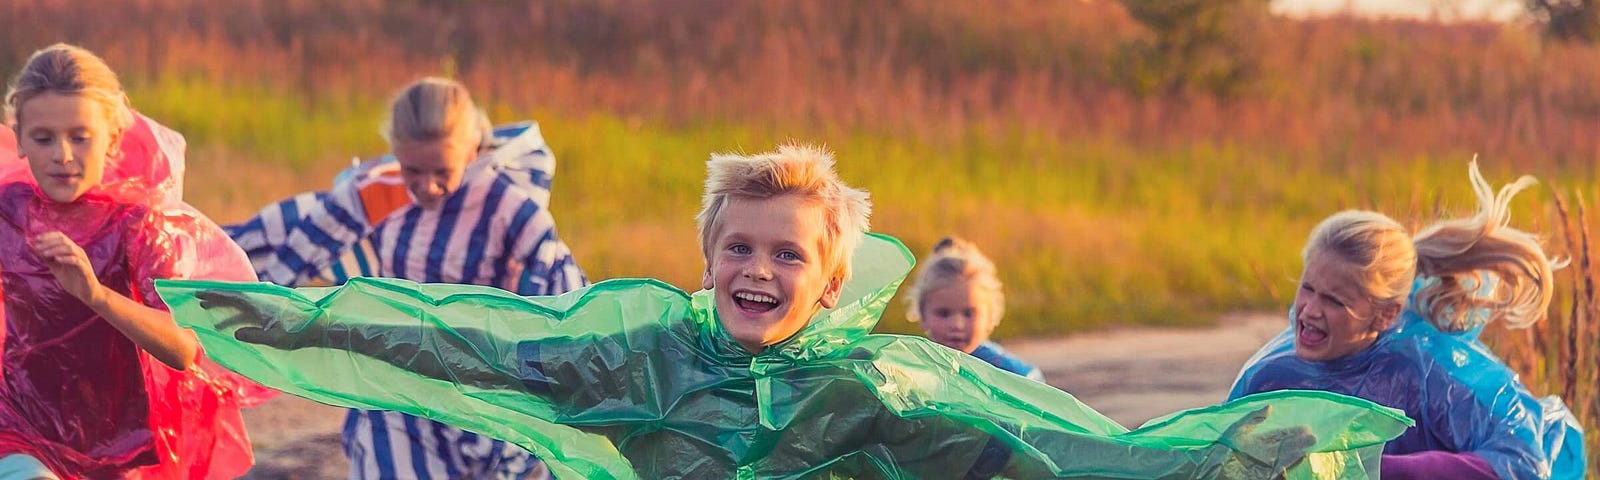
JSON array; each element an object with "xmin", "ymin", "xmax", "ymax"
[
  {"xmin": 35, "ymin": 245, "xmax": 73, "ymax": 262},
  {"xmin": 31, "ymin": 231, "xmax": 68, "ymax": 246},
  {"xmin": 216, "ymin": 309, "xmax": 268, "ymax": 330},
  {"xmin": 234, "ymin": 327, "xmax": 274, "ymax": 344},
  {"xmin": 31, "ymin": 233, "xmax": 83, "ymax": 258},
  {"xmin": 35, "ymin": 243, "xmax": 80, "ymax": 262},
  {"xmin": 1222, "ymin": 406, "xmax": 1270, "ymax": 441}
]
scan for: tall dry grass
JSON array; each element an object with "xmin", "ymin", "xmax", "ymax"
[
  {"xmin": 3, "ymin": 1, "xmax": 1600, "ymax": 341},
  {"xmin": 1483, "ymin": 187, "xmax": 1599, "ymax": 473},
  {"xmin": 5, "ymin": 1, "xmax": 1600, "ymax": 166}
]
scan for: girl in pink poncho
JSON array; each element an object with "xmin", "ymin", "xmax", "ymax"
[{"xmin": 0, "ymin": 44, "xmax": 271, "ymax": 479}]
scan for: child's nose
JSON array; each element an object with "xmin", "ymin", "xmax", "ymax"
[
  {"xmin": 742, "ymin": 262, "xmax": 773, "ymax": 280},
  {"xmin": 413, "ymin": 179, "xmax": 441, "ymax": 196},
  {"xmin": 1296, "ymin": 301, "xmax": 1321, "ymax": 320},
  {"xmin": 52, "ymin": 143, "xmax": 73, "ymax": 164}
]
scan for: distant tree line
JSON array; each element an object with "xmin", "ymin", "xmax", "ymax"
[{"xmin": 1527, "ymin": 0, "xmax": 1600, "ymax": 43}]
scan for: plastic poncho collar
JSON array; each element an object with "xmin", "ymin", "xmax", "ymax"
[
  {"xmin": 158, "ymin": 233, "xmax": 1413, "ymax": 479},
  {"xmin": 0, "ymin": 114, "xmax": 272, "ymax": 479},
  {"xmin": 1230, "ymin": 277, "xmax": 1586, "ymax": 480}
]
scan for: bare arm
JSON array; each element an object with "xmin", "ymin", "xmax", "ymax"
[{"xmin": 33, "ymin": 231, "xmax": 197, "ymax": 370}]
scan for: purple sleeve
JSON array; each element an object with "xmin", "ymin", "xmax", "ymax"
[{"xmin": 1382, "ymin": 451, "xmax": 1498, "ymax": 480}]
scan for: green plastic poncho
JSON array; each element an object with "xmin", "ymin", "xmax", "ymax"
[{"xmin": 157, "ymin": 234, "xmax": 1411, "ymax": 479}]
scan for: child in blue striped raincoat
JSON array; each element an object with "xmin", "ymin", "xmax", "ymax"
[{"xmin": 226, "ymin": 77, "xmax": 584, "ymax": 479}]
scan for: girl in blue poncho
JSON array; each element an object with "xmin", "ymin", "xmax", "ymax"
[
  {"xmin": 906, "ymin": 237, "xmax": 1044, "ymax": 381},
  {"xmin": 1231, "ymin": 162, "xmax": 1585, "ymax": 480}
]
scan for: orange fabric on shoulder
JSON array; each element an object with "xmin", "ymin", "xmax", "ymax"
[{"xmin": 351, "ymin": 167, "xmax": 412, "ymax": 226}]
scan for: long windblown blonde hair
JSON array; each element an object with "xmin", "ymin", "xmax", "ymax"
[{"xmin": 1304, "ymin": 161, "xmax": 1558, "ymax": 332}]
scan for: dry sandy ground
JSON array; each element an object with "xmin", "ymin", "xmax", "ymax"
[{"xmin": 238, "ymin": 313, "xmax": 1290, "ymax": 479}]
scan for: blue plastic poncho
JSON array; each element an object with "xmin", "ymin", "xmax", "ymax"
[
  {"xmin": 158, "ymin": 234, "xmax": 1414, "ymax": 479},
  {"xmin": 1230, "ymin": 279, "xmax": 1586, "ymax": 480}
]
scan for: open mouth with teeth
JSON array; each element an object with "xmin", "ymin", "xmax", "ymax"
[
  {"xmin": 733, "ymin": 291, "xmax": 781, "ymax": 314},
  {"xmin": 1296, "ymin": 320, "xmax": 1329, "ymax": 347}
]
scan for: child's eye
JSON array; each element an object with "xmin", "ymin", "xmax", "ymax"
[
  {"xmin": 30, "ymin": 136, "xmax": 51, "ymax": 145},
  {"xmin": 729, "ymin": 244, "xmax": 751, "ymax": 255},
  {"xmin": 1323, "ymin": 294, "xmax": 1345, "ymax": 308},
  {"xmin": 777, "ymin": 251, "xmax": 801, "ymax": 262}
]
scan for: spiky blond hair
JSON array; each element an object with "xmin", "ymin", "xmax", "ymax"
[{"xmin": 696, "ymin": 144, "xmax": 871, "ymax": 281}]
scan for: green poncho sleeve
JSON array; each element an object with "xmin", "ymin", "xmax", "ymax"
[{"xmin": 157, "ymin": 234, "xmax": 1411, "ymax": 479}]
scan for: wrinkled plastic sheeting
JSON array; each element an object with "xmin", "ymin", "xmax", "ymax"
[
  {"xmin": 1230, "ymin": 278, "xmax": 1586, "ymax": 480},
  {"xmin": 161, "ymin": 234, "xmax": 1411, "ymax": 479},
  {"xmin": 0, "ymin": 115, "xmax": 271, "ymax": 479}
]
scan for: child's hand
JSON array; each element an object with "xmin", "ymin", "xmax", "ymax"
[
  {"xmin": 197, "ymin": 290, "xmax": 319, "ymax": 350},
  {"xmin": 31, "ymin": 232, "xmax": 105, "ymax": 307},
  {"xmin": 1213, "ymin": 406, "xmax": 1316, "ymax": 479}
]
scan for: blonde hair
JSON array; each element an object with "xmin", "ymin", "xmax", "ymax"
[
  {"xmin": 380, "ymin": 77, "xmax": 490, "ymax": 148},
  {"xmin": 1304, "ymin": 161, "xmax": 1557, "ymax": 332},
  {"xmin": 5, "ymin": 44, "xmax": 133, "ymax": 135},
  {"xmin": 905, "ymin": 237, "xmax": 1006, "ymax": 324},
  {"xmin": 695, "ymin": 144, "xmax": 872, "ymax": 281}
]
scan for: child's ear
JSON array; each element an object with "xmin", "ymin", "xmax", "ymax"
[
  {"xmin": 701, "ymin": 267, "xmax": 714, "ymax": 291},
  {"xmin": 819, "ymin": 275, "xmax": 843, "ymax": 309}
]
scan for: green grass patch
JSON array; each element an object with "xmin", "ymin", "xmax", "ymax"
[{"xmin": 147, "ymin": 79, "xmax": 1587, "ymax": 339}]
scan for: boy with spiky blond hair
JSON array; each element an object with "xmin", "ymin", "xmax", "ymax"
[
  {"xmin": 157, "ymin": 144, "xmax": 1409, "ymax": 479},
  {"xmin": 693, "ymin": 144, "xmax": 869, "ymax": 353}
]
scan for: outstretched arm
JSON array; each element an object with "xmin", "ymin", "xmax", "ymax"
[
  {"xmin": 226, "ymin": 188, "xmax": 377, "ymax": 286},
  {"xmin": 159, "ymin": 277, "xmax": 685, "ymax": 480},
  {"xmin": 194, "ymin": 289, "xmax": 537, "ymax": 392},
  {"xmin": 840, "ymin": 341, "xmax": 1407, "ymax": 479}
]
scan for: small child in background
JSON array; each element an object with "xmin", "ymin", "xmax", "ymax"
[{"xmin": 907, "ymin": 237, "xmax": 1044, "ymax": 381}]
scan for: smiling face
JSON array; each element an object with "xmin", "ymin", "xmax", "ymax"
[
  {"xmin": 702, "ymin": 194, "xmax": 843, "ymax": 353},
  {"xmin": 393, "ymin": 136, "xmax": 475, "ymax": 209},
  {"xmin": 1292, "ymin": 250, "xmax": 1398, "ymax": 361},
  {"xmin": 16, "ymin": 92, "xmax": 116, "ymax": 203},
  {"xmin": 918, "ymin": 279, "xmax": 996, "ymax": 353}
]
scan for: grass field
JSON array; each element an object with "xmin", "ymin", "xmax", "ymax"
[{"xmin": 5, "ymin": 1, "xmax": 1598, "ymax": 469}]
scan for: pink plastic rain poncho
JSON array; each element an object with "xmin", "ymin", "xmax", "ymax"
[{"xmin": 0, "ymin": 114, "xmax": 273, "ymax": 479}]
